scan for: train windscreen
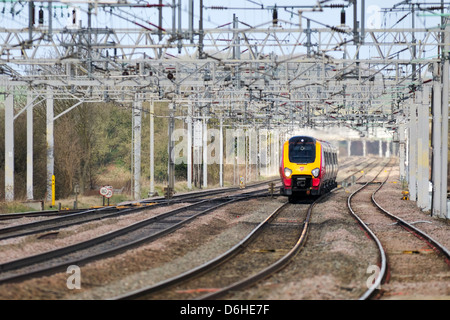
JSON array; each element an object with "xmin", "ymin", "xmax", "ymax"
[{"xmin": 288, "ymin": 137, "xmax": 316, "ymax": 164}]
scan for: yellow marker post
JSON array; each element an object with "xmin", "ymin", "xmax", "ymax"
[{"xmin": 52, "ymin": 175, "xmax": 56, "ymax": 207}]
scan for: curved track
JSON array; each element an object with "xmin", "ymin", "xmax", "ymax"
[
  {"xmin": 2, "ymin": 157, "xmax": 430, "ymax": 300},
  {"xmin": 0, "ymin": 180, "xmax": 276, "ymax": 241},
  {"xmin": 347, "ymin": 159, "xmax": 450, "ymax": 300},
  {"xmin": 0, "ymin": 187, "xmax": 271, "ymax": 284},
  {"xmin": 115, "ymin": 195, "xmax": 329, "ymax": 300},
  {"xmin": 113, "ymin": 158, "xmax": 378, "ymax": 300}
]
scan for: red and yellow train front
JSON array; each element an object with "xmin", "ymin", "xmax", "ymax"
[{"xmin": 280, "ymin": 136, "xmax": 323, "ymax": 196}]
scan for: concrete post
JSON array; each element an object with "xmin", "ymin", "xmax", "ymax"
[
  {"xmin": 149, "ymin": 99, "xmax": 155, "ymax": 196},
  {"xmin": 46, "ymin": 88, "xmax": 54, "ymax": 203},
  {"xmin": 417, "ymin": 88, "xmax": 430, "ymax": 210},
  {"xmin": 379, "ymin": 140, "xmax": 382, "ymax": 157},
  {"xmin": 408, "ymin": 103, "xmax": 417, "ymax": 201},
  {"xmin": 432, "ymin": 69, "xmax": 442, "ymax": 217},
  {"xmin": 202, "ymin": 117, "xmax": 207, "ymax": 188},
  {"xmin": 26, "ymin": 92, "xmax": 34, "ymax": 200},
  {"xmin": 4, "ymin": 92, "xmax": 14, "ymax": 201},
  {"xmin": 399, "ymin": 124, "xmax": 406, "ymax": 182},
  {"xmin": 168, "ymin": 103, "xmax": 175, "ymax": 191},
  {"xmin": 441, "ymin": 26, "xmax": 449, "ymax": 218},
  {"xmin": 248, "ymin": 128, "xmax": 257, "ymax": 181},
  {"xmin": 187, "ymin": 104, "xmax": 192, "ymax": 189},
  {"xmin": 133, "ymin": 99, "xmax": 142, "ymax": 200}
]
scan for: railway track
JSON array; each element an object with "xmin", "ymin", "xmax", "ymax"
[
  {"xmin": 0, "ymin": 209, "xmax": 81, "ymax": 221},
  {"xmin": 347, "ymin": 160, "xmax": 450, "ymax": 300},
  {"xmin": 0, "ymin": 186, "xmax": 273, "ymax": 284},
  {"xmin": 114, "ymin": 195, "xmax": 329, "ymax": 300},
  {"xmin": 112, "ymin": 158, "xmax": 380, "ymax": 300},
  {"xmin": 0, "ymin": 155, "xmax": 368, "ymax": 242},
  {"xmin": 0, "ymin": 157, "xmax": 410, "ymax": 300},
  {"xmin": 0, "ymin": 180, "xmax": 276, "ymax": 241},
  {"xmin": 336, "ymin": 157, "xmax": 378, "ymax": 186}
]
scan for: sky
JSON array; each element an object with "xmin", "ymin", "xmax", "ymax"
[
  {"xmin": 1, "ymin": 0, "xmax": 447, "ymax": 74},
  {"xmin": 0, "ymin": 0, "xmax": 446, "ymax": 32},
  {"xmin": 107, "ymin": 0, "xmax": 445, "ymax": 31}
]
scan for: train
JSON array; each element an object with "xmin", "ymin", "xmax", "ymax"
[{"xmin": 279, "ymin": 136, "xmax": 338, "ymax": 201}]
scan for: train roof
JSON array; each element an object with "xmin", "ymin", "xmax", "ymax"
[
  {"xmin": 288, "ymin": 135, "xmax": 315, "ymax": 142},
  {"xmin": 288, "ymin": 136, "xmax": 337, "ymax": 150}
]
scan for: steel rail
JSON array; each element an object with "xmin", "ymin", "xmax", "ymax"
[
  {"xmin": 113, "ymin": 200, "xmax": 292, "ymax": 300},
  {"xmin": 138, "ymin": 178, "xmax": 280, "ymax": 205},
  {"xmin": 371, "ymin": 180, "xmax": 450, "ymax": 263},
  {"xmin": 346, "ymin": 159, "xmax": 392, "ymax": 300},
  {"xmin": 202, "ymin": 158, "xmax": 389, "ymax": 299},
  {"xmin": 352, "ymin": 158, "xmax": 450, "ymax": 300},
  {"xmin": 198, "ymin": 192, "xmax": 331, "ymax": 300},
  {"xmin": 0, "ymin": 179, "xmax": 277, "ymax": 240},
  {"xmin": 0, "ymin": 188, "xmax": 271, "ymax": 284},
  {"xmin": 113, "ymin": 157, "xmax": 376, "ymax": 299},
  {"xmin": 0, "ymin": 209, "xmax": 74, "ymax": 220},
  {"xmin": 113, "ymin": 157, "xmax": 382, "ymax": 300},
  {"xmin": 336, "ymin": 157, "xmax": 380, "ymax": 187},
  {"xmin": 0, "ymin": 206, "xmax": 116, "ymax": 240}
]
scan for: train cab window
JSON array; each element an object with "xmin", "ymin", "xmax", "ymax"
[{"xmin": 289, "ymin": 137, "xmax": 316, "ymax": 164}]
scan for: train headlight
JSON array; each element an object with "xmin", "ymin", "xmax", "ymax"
[
  {"xmin": 311, "ymin": 168, "xmax": 320, "ymax": 178},
  {"xmin": 284, "ymin": 167, "xmax": 292, "ymax": 178}
]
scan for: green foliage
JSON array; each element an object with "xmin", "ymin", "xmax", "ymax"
[
  {"xmin": 0, "ymin": 98, "xmax": 176, "ymax": 200},
  {"xmin": 0, "ymin": 97, "xmax": 233, "ymax": 201}
]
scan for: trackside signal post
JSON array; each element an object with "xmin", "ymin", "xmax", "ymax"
[
  {"xmin": 51, "ymin": 175, "xmax": 55, "ymax": 207},
  {"xmin": 100, "ymin": 186, "xmax": 113, "ymax": 206}
]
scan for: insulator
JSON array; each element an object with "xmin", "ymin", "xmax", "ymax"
[
  {"xmin": 340, "ymin": 9, "xmax": 345, "ymax": 25},
  {"xmin": 38, "ymin": 8, "xmax": 44, "ymax": 25},
  {"xmin": 427, "ymin": 6, "xmax": 443, "ymax": 10},
  {"xmin": 210, "ymin": 6, "xmax": 226, "ymax": 10},
  {"xmin": 72, "ymin": 9, "xmax": 76, "ymax": 25},
  {"xmin": 272, "ymin": 8, "xmax": 278, "ymax": 26},
  {"xmin": 331, "ymin": 26, "xmax": 346, "ymax": 34},
  {"xmin": 329, "ymin": 4, "xmax": 345, "ymax": 8}
]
